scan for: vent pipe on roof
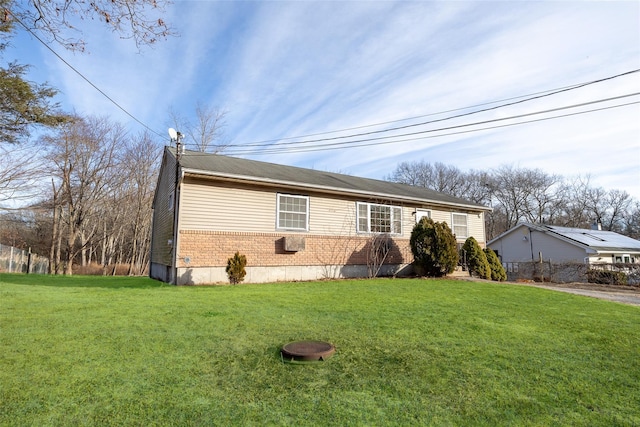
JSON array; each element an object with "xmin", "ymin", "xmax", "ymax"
[{"xmin": 591, "ymin": 221, "xmax": 602, "ymax": 231}]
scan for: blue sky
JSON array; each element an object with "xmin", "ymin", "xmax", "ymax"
[{"xmin": 7, "ymin": 0, "xmax": 640, "ymax": 198}]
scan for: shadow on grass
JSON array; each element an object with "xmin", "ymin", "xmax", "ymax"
[{"xmin": 0, "ymin": 273, "xmax": 170, "ymax": 289}]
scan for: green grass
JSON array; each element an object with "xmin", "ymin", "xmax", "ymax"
[{"xmin": 1, "ymin": 273, "xmax": 639, "ymax": 426}]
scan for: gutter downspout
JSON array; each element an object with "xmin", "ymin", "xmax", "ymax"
[{"xmin": 529, "ymin": 227, "xmax": 535, "ymax": 261}]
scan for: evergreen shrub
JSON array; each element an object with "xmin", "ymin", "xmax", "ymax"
[
  {"xmin": 462, "ymin": 237, "xmax": 491, "ymax": 280},
  {"xmin": 226, "ymin": 252, "xmax": 247, "ymax": 284},
  {"xmin": 484, "ymin": 248, "xmax": 507, "ymax": 281},
  {"xmin": 410, "ymin": 217, "xmax": 458, "ymax": 277}
]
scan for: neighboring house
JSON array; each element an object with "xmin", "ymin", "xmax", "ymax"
[
  {"xmin": 488, "ymin": 222, "xmax": 640, "ymax": 265},
  {"xmin": 150, "ymin": 147, "xmax": 491, "ymax": 285}
]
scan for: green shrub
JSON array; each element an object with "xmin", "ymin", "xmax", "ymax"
[
  {"xmin": 410, "ymin": 217, "xmax": 458, "ymax": 277},
  {"xmin": 226, "ymin": 252, "xmax": 247, "ymax": 284},
  {"xmin": 484, "ymin": 248, "xmax": 507, "ymax": 281},
  {"xmin": 462, "ymin": 237, "xmax": 491, "ymax": 280}
]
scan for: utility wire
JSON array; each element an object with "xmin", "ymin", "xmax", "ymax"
[
  {"xmin": 8, "ymin": 8, "xmax": 639, "ymax": 151},
  {"xmin": 220, "ymin": 69, "xmax": 640, "ymax": 148},
  {"xmin": 224, "ymin": 101, "xmax": 640, "ymax": 155},
  {"xmin": 8, "ymin": 10, "xmax": 166, "ymax": 140},
  {"xmin": 221, "ymin": 96, "xmax": 640, "ymax": 155},
  {"xmin": 210, "ymin": 92, "xmax": 640, "ymax": 153}
]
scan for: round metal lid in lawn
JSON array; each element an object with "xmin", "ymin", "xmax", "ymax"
[{"xmin": 281, "ymin": 340, "xmax": 335, "ymax": 362}]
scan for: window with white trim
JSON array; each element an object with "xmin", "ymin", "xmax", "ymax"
[
  {"xmin": 452, "ymin": 213, "xmax": 468, "ymax": 238},
  {"xmin": 277, "ymin": 194, "xmax": 309, "ymax": 231},
  {"xmin": 357, "ymin": 202, "xmax": 402, "ymax": 234}
]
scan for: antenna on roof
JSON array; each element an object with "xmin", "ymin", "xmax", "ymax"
[{"xmin": 168, "ymin": 128, "xmax": 185, "ymax": 159}]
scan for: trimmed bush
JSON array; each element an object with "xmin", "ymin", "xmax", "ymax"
[
  {"xmin": 484, "ymin": 248, "xmax": 507, "ymax": 281},
  {"xmin": 410, "ymin": 217, "xmax": 458, "ymax": 277},
  {"xmin": 462, "ymin": 237, "xmax": 491, "ymax": 280},
  {"xmin": 226, "ymin": 252, "xmax": 247, "ymax": 284}
]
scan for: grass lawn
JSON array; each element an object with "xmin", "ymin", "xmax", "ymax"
[{"xmin": 1, "ymin": 273, "xmax": 639, "ymax": 426}]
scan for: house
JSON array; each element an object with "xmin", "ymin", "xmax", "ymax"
[
  {"xmin": 487, "ymin": 222, "xmax": 640, "ymax": 265},
  {"xmin": 150, "ymin": 147, "xmax": 491, "ymax": 285}
]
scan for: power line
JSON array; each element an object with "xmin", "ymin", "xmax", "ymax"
[
  {"xmin": 8, "ymin": 10, "xmax": 166, "ymax": 140},
  {"xmin": 221, "ymin": 96, "xmax": 640, "ymax": 155},
  {"xmin": 7, "ymin": 9, "xmax": 639, "ymax": 151},
  {"xmin": 225, "ymin": 101, "xmax": 639, "ymax": 155},
  {"xmin": 220, "ymin": 69, "xmax": 640, "ymax": 148}
]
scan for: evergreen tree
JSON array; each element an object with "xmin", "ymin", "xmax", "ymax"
[
  {"xmin": 462, "ymin": 237, "xmax": 491, "ymax": 279},
  {"xmin": 484, "ymin": 248, "xmax": 507, "ymax": 281},
  {"xmin": 226, "ymin": 252, "xmax": 247, "ymax": 284},
  {"xmin": 410, "ymin": 217, "xmax": 458, "ymax": 277}
]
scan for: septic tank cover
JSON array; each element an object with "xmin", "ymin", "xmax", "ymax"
[{"xmin": 281, "ymin": 340, "xmax": 336, "ymax": 362}]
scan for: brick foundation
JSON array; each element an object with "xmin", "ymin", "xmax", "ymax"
[{"xmin": 177, "ymin": 230, "xmax": 412, "ymax": 268}]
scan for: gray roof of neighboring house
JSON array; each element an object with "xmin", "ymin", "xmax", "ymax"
[
  {"xmin": 490, "ymin": 222, "xmax": 640, "ymax": 253},
  {"xmin": 170, "ymin": 147, "xmax": 489, "ymax": 211}
]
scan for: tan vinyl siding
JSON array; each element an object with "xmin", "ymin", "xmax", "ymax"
[
  {"xmin": 180, "ymin": 179, "xmax": 367, "ymax": 237},
  {"xmin": 408, "ymin": 207, "xmax": 486, "ymax": 244},
  {"xmin": 430, "ymin": 210, "xmax": 453, "ymax": 225},
  {"xmin": 178, "ymin": 177, "xmax": 487, "ymax": 242},
  {"xmin": 309, "ymin": 197, "xmax": 357, "ymax": 236},
  {"xmin": 180, "ymin": 180, "xmax": 276, "ymax": 232},
  {"xmin": 468, "ymin": 212, "xmax": 486, "ymax": 244}
]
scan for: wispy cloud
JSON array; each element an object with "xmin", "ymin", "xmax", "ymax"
[{"xmin": 9, "ymin": 1, "xmax": 640, "ymax": 197}]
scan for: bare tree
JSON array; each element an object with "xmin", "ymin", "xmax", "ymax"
[
  {"xmin": 386, "ymin": 160, "xmax": 638, "ymax": 239},
  {"xmin": 4, "ymin": 0, "xmax": 174, "ymax": 51},
  {"xmin": 521, "ymin": 169, "xmax": 562, "ymax": 224},
  {"xmin": 557, "ymin": 175, "xmax": 593, "ymax": 228},
  {"xmin": 42, "ymin": 115, "xmax": 123, "ymax": 274},
  {"xmin": 0, "ymin": 143, "xmax": 43, "ymax": 204},
  {"xmin": 599, "ymin": 189, "xmax": 632, "ymax": 232},
  {"xmin": 169, "ymin": 102, "xmax": 228, "ymax": 153},
  {"xmin": 367, "ymin": 233, "xmax": 392, "ymax": 278},
  {"xmin": 118, "ymin": 131, "xmax": 160, "ymax": 274},
  {"xmin": 622, "ymin": 201, "xmax": 640, "ymax": 239}
]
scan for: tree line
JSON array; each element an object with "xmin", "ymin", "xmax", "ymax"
[
  {"xmin": 0, "ymin": 0, "xmax": 228, "ymax": 275},
  {"xmin": 2, "ymin": 1, "xmax": 638, "ymax": 275},
  {"xmin": 386, "ymin": 161, "xmax": 639, "ymax": 240},
  {"xmin": 1, "ymin": 116, "xmax": 161, "ymax": 275}
]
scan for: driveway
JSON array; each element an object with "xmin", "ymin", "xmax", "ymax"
[
  {"xmin": 456, "ymin": 276, "xmax": 640, "ymax": 306},
  {"xmin": 525, "ymin": 283, "xmax": 640, "ymax": 306}
]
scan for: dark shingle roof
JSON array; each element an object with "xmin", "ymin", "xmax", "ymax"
[{"xmin": 171, "ymin": 148, "xmax": 488, "ymax": 210}]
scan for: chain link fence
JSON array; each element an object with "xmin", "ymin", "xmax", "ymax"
[{"xmin": 0, "ymin": 243, "xmax": 49, "ymax": 274}]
